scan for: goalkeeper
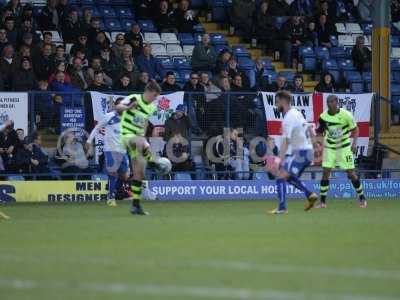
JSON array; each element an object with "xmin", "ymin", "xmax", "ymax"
[{"xmin": 316, "ymin": 95, "xmax": 367, "ymax": 208}]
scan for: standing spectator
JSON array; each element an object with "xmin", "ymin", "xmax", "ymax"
[
  {"xmin": 352, "ymin": 36, "xmax": 371, "ymax": 74},
  {"xmin": 164, "ymin": 104, "xmax": 191, "ymax": 141},
  {"xmin": 191, "ymin": 34, "xmax": 217, "ymax": 72},
  {"xmin": 161, "ymin": 71, "xmax": 181, "ymax": 92},
  {"xmin": 315, "ymin": 72, "xmax": 336, "ymax": 92},
  {"xmin": 135, "ymin": 71, "xmax": 149, "ymax": 92},
  {"xmin": 230, "ymin": 74, "xmax": 253, "ymax": 129},
  {"xmin": 230, "ymin": 0, "xmax": 255, "ymax": 38},
  {"xmin": 254, "ymin": 1, "xmax": 278, "ymax": 49},
  {"xmin": 280, "ymin": 16, "xmax": 306, "ymax": 68},
  {"xmin": 87, "ymin": 17, "xmax": 102, "ymax": 44},
  {"xmin": 70, "ymin": 32, "xmax": 92, "ymax": 59},
  {"xmin": 268, "ymin": 75, "xmax": 288, "ymax": 92},
  {"xmin": 33, "ymin": 43, "xmax": 53, "ymax": 81},
  {"xmin": 0, "ymin": 28, "xmax": 9, "ymax": 54},
  {"xmin": 69, "ymin": 57, "xmax": 90, "ymax": 90},
  {"xmin": 62, "ymin": 7, "xmax": 81, "ymax": 43},
  {"xmin": 136, "ymin": 0, "xmax": 158, "ymax": 20},
  {"xmin": 12, "ymin": 56, "xmax": 37, "ymax": 91},
  {"xmin": 125, "ymin": 24, "xmax": 144, "ymax": 49},
  {"xmin": 304, "ymin": 21, "xmax": 318, "ymax": 47},
  {"xmin": 173, "ymin": 0, "xmax": 199, "ymax": 33},
  {"xmin": 156, "ymin": 0, "xmax": 177, "ymax": 33},
  {"xmin": 183, "ymin": 72, "xmax": 205, "ymax": 134},
  {"xmin": 0, "ymin": 122, "xmax": 20, "ymax": 172},
  {"xmin": 111, "ymin": 33, "xmax": 126, "ymax": 60},
  {"xmin": 39, "ymin": 0, "xmax": 59, "ymax": 30},
  {"xmin": 87, "ymin": 71, "xmax": 111, "ymax": 91},
  {"xmin": 48, "ymin": 61, "xmax": 71, "ymax": 84},
  {"xmin": 0, "ymin": 45, "xmax": 18, "ymax": 90},
  {"xmin": 80, "ymin": 7, "xmax": 92, "ymax": 32},
  {"xmin": 290, "ymin": 0, "xmax": 314, "ymax": 17},
  {"xmin": 290, "ymin": 74, "xmax": 304, "ymax": 92},
  {"xmin": 86, "ymin": 56, "xmax": 113, "ymax": 87},
  {"xmin": 269, "ymin": 0, "xmax": 290, "ymax": 16},
  {"xmin": 316, "ymin": 14, "xmax": 336, "ymax": 48},
  {"xmin": 112, "ymin": 73, "xmax": 135, "ymax": 91},
  {"xmin": 5, "ymin": 17, "xmax": 17, "ymax": 46},
  {"xmin": 136, "ymin": 43, "xmax": 162, "ymax": 80}
]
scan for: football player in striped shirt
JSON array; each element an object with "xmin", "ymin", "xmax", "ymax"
[{"xmin": 316, "ymin": 95, "xmax": 367, "ymax": 208}]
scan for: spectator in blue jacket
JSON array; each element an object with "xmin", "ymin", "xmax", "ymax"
[{"xmin": 136, "ymin": 43, "xmax": 162, "ymax": 80}]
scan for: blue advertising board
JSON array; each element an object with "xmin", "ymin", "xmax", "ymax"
[
  {"xmin": 148, "ymin": 179, "xmax": 400, "ymax": 201},
  {"xmin": 60, "ymin": 107, "xmax": 85, "ymax": 132}
]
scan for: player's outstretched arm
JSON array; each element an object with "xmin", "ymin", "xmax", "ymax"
[{"xmin": 116, "ymin": 95, "xmax": 138, "ymax": 112}]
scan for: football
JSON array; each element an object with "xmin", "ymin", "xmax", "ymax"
[{"xmin": 156, "ymin": 157, "xmax": 172, "ymax": 175}]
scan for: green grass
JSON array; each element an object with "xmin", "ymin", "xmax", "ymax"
[{"xmin": 1, "ymin": 200, "xmax": 400, "ymax": 300}]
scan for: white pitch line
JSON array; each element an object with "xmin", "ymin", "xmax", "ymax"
[
  {"xmin": 0, "ymin": 278, "xmax": 398, "ymax": 300},
  {"xmin": 1, "ymin": 253, "xmax": 400, "ymax": 282}
]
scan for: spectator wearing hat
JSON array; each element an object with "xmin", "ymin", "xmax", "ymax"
[
  {"xmin": 0, "ymin": 28, "xmax": 9, "ymax": 54},
  {"xmin": 33, "ymin": 43, "xmax": 54, "ymax": 81},
  {"xmin": 125, "ymin": 24, "xmax": 144, "ymax": 52},
  {"xmin": 4, "ymin": 17, "xmax": 17, "ymax": 46},
  {"xmin": 70, "ymin": 32, "xmax": 93, "ymax": 60},
  {"xmin": 191, "ymin": 34, "xmax": 217, "ymax": 72},
  {"xmin": 113, "ymin": 73, "xmax": 135, "ymax": 91},
  {"xmin": 62, "ymin": 7, "xmax": 82, "ymax": 43},
  {"xmin": 39, "ymin": 0, "xmax": 60, "ymax": 30},
  {"xmin": 12, "ymin": 56, "xmax": 37, "ymax": 91},
  {"xmin": 0, "ymin": 45, "xmax": 18, "ymax": 90},
  {"xmin": 164, "ymin": 104, "xmax": 191, "ymax": 141},
  {"xmin": 87, "ymin": 56, "xmax": 113, "ymax": 87},
  {"xmin": 69, "ymin": 57, "xmax": 90, "ymax": 90},
  {"xmin": 161, "ymin": 71, "xmax": 181, "ymax": 92},
  {"xmin": 136, "ymin": 43, "xmax": 162, "ymax": 80}
]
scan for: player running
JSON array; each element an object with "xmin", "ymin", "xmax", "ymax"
[
  {"xmin": 116, "ymin": 81, "xmax": 168, "ymax": 215},
  {"xmin": 316, "ymin": 95, "xmax": 367, "ymax": 208},
  {"xmin": 87, "ymin": 97, "xmax": 132, "ymax": 207},
  {"xmin": 268, "ymin": 91, "xmax": 318, "ymax": 214}
]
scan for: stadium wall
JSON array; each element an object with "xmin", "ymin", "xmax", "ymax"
[{"xmin": 0, "ymin": 179, "xmax": 399, "ymax": 202}]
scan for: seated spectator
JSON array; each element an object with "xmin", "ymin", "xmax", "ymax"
[
  {"xmin": 118, "ymin": 59, "xmax": 139, "ymax": 87},
  {"xmin": 227, "ymin": 57, "xmax": 250, "ymax": 89},
  {"xmin": 136, "ymin": 43, "xmax": 162, "ymax": 80},
  {"xmin": 315, "ymin": 72, "xmax": 336, "ymax": 92},
  {"xmin": 125, "ymin": 24, "xmax": 144, "ymax": 50},
  {"xmin": 17, "ymin": 17, "xmax": 40, "ymax": 47},
  {"xmin": 69, "ymin": 57, "xmax": 90, "ymax": 90},
  {"xmin": 316, "ymin": 14, "xmax": 336, "ymax": 48},
  {"xmin": 0, "ymin": 121, "xmax": 20, "ymax": 172},
  {"xmin": 52, "ymin": 45, "xmax": 68, "ymax": 65},
  {"xmin": 92, "ymin": 31, "xmax": 111, "ymax": 56},
  {"xmin": 118, "ymin": 44, "xmax": 135, "ymax": 67},
  {"xmin": 136, "ymin": 0, "xmax": 158, "ymax": 20},
  {"xmin": 173, "ymin": 0, "xmax": 199, "ymax": 33},
  {"xmin": 290, "ymin": 74, "xmax": 305, "ymax": 92},
  {"xmin": 87, "ymin": 56, "xmax": 113, "ymax": 87},
  {"xmin": 5, "ymin": 17, "xmax": 17, "ymax": 46},
  {"xmin": 161, "ymin": 71, "xmax": 181, "ymax": 92},
  {"xmin": 70, "ymin": 32, "xmax": 92, "ymax": 60},
  {"xmin": 36, "ymin": 31, "xmax": 56, "ymax": 55},
  {"xmin": 17, "ymin": 45, "xmax": 31, "ymax": 61},
  {"xmin": 0, "ymin": 28, "xmax": 9, "ymax": 54},
  {"xmin": 112, "ymin": 33, "xmax": 126, "ymax": 60},
  {"xmin": 33, "ymin": 43, "xmax": 54, "ymax": 81},
  {"xmin": 20, "ymin": 5, "xmax": 37, "ymax": 30},
  {"xmin": 230, "ymin": 0, "xmax": 255, "ymax": 38},
  {"xmin": 5, "ymin": 0, "xmax": 22, "ymax": 18},
  {"xmin": 38, "ymin": 0, "xmax": 59, "ymax": 30},
  {"xmin": 268, "ymin": 75, "xmax": 288, "ymax": 92},
  {"xmin": 80, "ymin": 7, "xmax": 92, "ymax": 32},
  {"xmin": 62, "ymin": 7, "xmax": 81, "ymax": 43},
  {"xmin": 19, "ymin": 32, "xmax": 35, "ymax": 53},
  {"xmin": 56, "ymin": 132, "xmax": 90, "ymax": 174},
  {"xmin": 35, "ymin": 80, "xmax": 53, "ymax": 129},
  {"xmin": 352, "ymin": 36, "xmax": 371, "ymax": 74},
  {"xmin": 230, "ymin": 74, "xmax": 254, "ymax": 129},
  {"xmin": 269, "ymin": 0, "xmax": 290, "ymax": 16},
  {"xmin": 290, "ymin": 0, "xmax": 314, "ymax": 17},
  {"xmin": 87, "ymin": 17, "xmax": 102, "ymax": 44},
  {"xmin": 254, "ymin": 59, "xmax": 270, "ymax": 91},
  {"xmin": 317, "ymin": 0, "xmax": 337, "ymax": 21},
  {"xmin": 0, "ymin": 45, "xmax": 18, "ymax": 90},
  {"xmin": 163, "ymin": 133, "xmax": 194, "ymax": 173},
  {"xmin": 200, "ymin": 72, "xmax": 221, "ymax": 103},
  {"xmin": 57, "ymin": 0, "xmax": 70, "ymax": 24},
  {"xmin": 227, "ymin": 128, "xmax": 250, "ymax": 180},
  {"xmin": 183, "ymin": 72, "xmax": 205, "ymax": 134},
  {"xmin": 214, "ymin": 49, "xmax": 232, "ymax": 75},
  {"xmin": 113, "ymin": 73, "xmax": 135, "ymax": 91},
  {"xmin": 99, "ymin": 45, "xmax": 120, "ymax": 79},
  {"xmin": 254, "ymin": 1, "xmax": 278, "ymax": 48},
  {"xmin": 191, "ymin": 34, "xmax": 217, "ymax": 72},
  {"xmin": 135, "ymin": 71, "xmax": 149, "ymax": 92},
  {"xmin": 87, "ymin": 70, "xmax": 111, "ymax": 91},
  {"xmin": 304, "ymin": 21, "xmax": 318, "ymax": 47},
  {"xmin": 30, "ymin": 134, "xmax": 49, "ymax": 173},
  {"xmin": 156, "ymin": 0, "xmax": 177, "ymax": 33},
  {"xmin": 280, "ymin": 16, "xmax": 306, "ymax": 68},
  {"xmin": 164, "ymin": 104, "xmax": 191, "ymax": 141},
  {"xmin": 12, "ymin": 56, "xmax": 37, "ymax": 91},
  {"xmin": 48, "ymin": 61, "xmax": 71, "ymax": 84}
]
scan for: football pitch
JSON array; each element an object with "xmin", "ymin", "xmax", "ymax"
[{"xmin": 1, "ymin": 200, "xmax": 400, "ymax": 300}]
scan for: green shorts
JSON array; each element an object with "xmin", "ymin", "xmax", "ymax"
[
  {"xmin": 121, "ymin": 134, "xmax": 147, "ymax": 159},
  {"xmin": 322, "ymin": 146, "xmax": 355, "ymax": 170}
]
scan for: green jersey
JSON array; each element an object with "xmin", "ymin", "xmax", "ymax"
[
  {"xmin": 120, "ymin": 94, "xmax": 157, "ymax": 137},
  {"xmin": 318, "ymin": 108, "xmax": 357, "ymax": 150}
]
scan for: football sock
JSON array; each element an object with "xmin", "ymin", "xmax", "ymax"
[
  {"xmin": 320, "ymin": 179, "xmax": 329, "ymax": 203},
  {"xmin": 131, "ymin": 180, "xmax": 142, "ymax": 207},
  {"xmin": 351, "ymin": 179, "xmax": 365, "ymax": 201},
  {"xmin": 288, "ymin": 175, "xmax": 312, "ymax": 198},
  {"xmin": 276, "ymin": 178, "xmax": 287, "ymax": 211},
  {"xmin": 108, "ymin": 175, "xmax": 118, "ymax": 200}
]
